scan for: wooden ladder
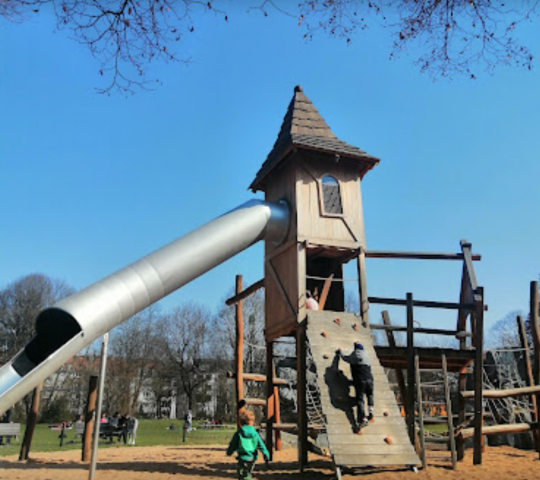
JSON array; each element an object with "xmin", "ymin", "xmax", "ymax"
[{"xmin": 415, "ymin": 354, "xmax": 457, "ymax": 470}]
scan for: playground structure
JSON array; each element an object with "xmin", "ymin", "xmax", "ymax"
[{"xmin": 1, "ymin": 86, "xmax": 540, "ymax": 476}]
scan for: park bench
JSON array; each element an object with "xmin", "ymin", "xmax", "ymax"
[{"xmin": 0, "ymin": 423, "xmax": 21, "ymax": 443}]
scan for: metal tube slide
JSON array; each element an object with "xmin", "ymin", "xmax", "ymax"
[{"xmin": 0, "ymin": 199, "xmax": 289, "ymax": 413}]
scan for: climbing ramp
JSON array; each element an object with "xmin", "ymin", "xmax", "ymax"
[{"xmin": 306, "ymin": 310, "xmax": 420, "ymax": 468}]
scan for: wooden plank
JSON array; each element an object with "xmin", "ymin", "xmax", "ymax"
[
  {"xmin": 268, "ymin": 259, "xmax": 296, "ymax": 317},
  {"xmin": 329, "ymin": 433, "xmax": 413, "ymax": 445},
  {"xmin": 369, "ymin": 296, "xmax": 474, "ymax": 311},
  {"xmin": 225, "ymin": 278, "xmax": 265, "ymax": 305},
  {"xmin": 324, "ymin": 416, "xmax": 408, "ymax": 427},
  {"xmin": 365, "ymin": 250, "xmax": 481, "ymax": 261},
  {"xmin": 333, "ymin": 453, "xmax": 420, "ymax": 467},
  {"xmin": 331, "ymin": 444, "xmax": 416, "ymax": 455},
  {"xmin": 327, "ymin": 425, "xmax": 409, "ymax": 436}
]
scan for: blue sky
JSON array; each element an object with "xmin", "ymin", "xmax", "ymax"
[{"xmin": 1, "ymin": 4, "xmax": 539, "ymax": 336}]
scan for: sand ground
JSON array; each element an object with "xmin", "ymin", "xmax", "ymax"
[{"xmin": 1, "ymin": 445, "xmax": 540, "ymax": 480}]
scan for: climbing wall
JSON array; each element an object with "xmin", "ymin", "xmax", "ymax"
[{"xmin": 306, "ymin": 310, "xmax": 420, "ymax": 468}]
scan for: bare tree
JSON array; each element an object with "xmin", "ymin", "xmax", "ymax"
[
  {"xmin": 104, "ymin": 305, "xmax": 162, "ymax": 415},
  {"xmin": 161, "ymin": 302, "xmax": 212, "ymax": 411},
  {"xmin": 2, "ymin": 1, "xmax": 537, "ymax": 94}
]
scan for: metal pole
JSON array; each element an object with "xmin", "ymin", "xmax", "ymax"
[{"xmin": 89, "ymin": 333, "xmax": 109, "ymax": 480}]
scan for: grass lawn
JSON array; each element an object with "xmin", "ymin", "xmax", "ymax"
[{"xmin": 0, "ymin": 420, "xmax": 233, "ymax": 458}]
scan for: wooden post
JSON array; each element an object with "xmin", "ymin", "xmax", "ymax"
[
  {"xmin": 89, "ymin": 333, "xmax": 109, "ymax": 480},
  {"xmin": 82, "ymin": 376, "xmax": 98, "ymax": 462},
  {"xmin": 357, "ymin": 249, "xmax": 369, "ymax": 325},
  {"xmin": 296, "ymin": 325, "xmax": 308, "ymax": 469},
  {"xmin": 406, "ymin": 293, "xmax": 416, "ymax": 444},
  {"xmin": 456, "ymin": 366, "xmax": 467, "ymax": 461},
  {"xmin": 442, "ymin": 355, "xmax": 457, "ymax": 470},
  {"xmin": 530, "ymin": 281, "xmax": 540, "ymax": 459},
  {"xmin": 18, "ymin": 382, "xmax": 42, "ymax": 461},
  {"xmin": 273, "ymin": 366, "xmax": 282, "ymax": 451},
  {"xmin": 473, "ymin": 286, "xmax": 484, "ymax": 465},
  {"xmin": 530, "ymin": 282, "xmax": 540, "ymax": 382},
  {"xmin": 382, "ymin": 311, "xmax": 408, "ymax": 415},
  {"xmin": 414, "ymin": 355, "xmax": 426, "ymax": 469},
  {"xmin": 235, "ymin": 274, "xmax": 245, "ymax": 427},
  {"xmin": 517, "ymin": 314, "xmax": 540, "ymax": 452},
  {"xmin": 265, "ymin": 340, "xmax": 274, "ymax": 461}
]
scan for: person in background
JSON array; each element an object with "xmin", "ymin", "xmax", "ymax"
[
  {"xmin": 184, "ymin": 410, "xmax": 193, "ymax": 432},
  {"xmin": 127, "ymin": 415, "xmax": 139, "ymax": 445},
  {"xmin": 336, "ymin": 341, "xmax": 375, "ymax": 433},
  {"xmin": 226, "ymin": 409, "xmax": 269, "ymax": 480},
  {"xmin": 305, "ymin": 290, "xmax": 319, "ymax": 310},
  {"xmin": 0, "ymin": 409, "xmax": 12, "ymax": 446}
]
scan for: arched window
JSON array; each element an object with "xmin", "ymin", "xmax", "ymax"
[{"xmin": 321, "ymin": 175, "xmax": 343, "ymax": 215}]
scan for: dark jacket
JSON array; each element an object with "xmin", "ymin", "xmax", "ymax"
[
  {"xmin": 226, "ymin": 425, "xmax": 270, "ymax": 462},
  {"xmin": 339, "ymin": 348, "xmax": 373, "ymax": 383}
]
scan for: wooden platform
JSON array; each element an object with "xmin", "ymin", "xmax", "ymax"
[{"xmin": 306, "ymin": 311, "xmax": 420, "ymax": 468}]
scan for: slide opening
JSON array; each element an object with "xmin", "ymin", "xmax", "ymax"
[{"xmin": 13, "ymin": 309, "xmax": 82, "ymax": 376}]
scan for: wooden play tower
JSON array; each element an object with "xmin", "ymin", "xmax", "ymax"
[{"xmin": 227, "ymin": 86, "xmax": 488, "ymax": 476}]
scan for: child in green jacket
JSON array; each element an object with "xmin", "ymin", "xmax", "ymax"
[{"xmin": 227, "ymin": 409, "xmax": 269, "ymax": 480}]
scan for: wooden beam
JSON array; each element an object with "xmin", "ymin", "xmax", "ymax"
[
  {"xmin": 318, "ymin": 273, "xmax": 334, "ymax": 311},
  {"xmin": 18, "ymin": 383, "xmax": 42, "ymax": 461},
  {"xmin": 406, "ymin": 293, "xmax": 416, "ymax": 444},
  {"xmin": 456, "ymin": 366, "xmax": 467, "ymax": 461},
  {"xmin": 245, "ymin": 398, "xmax": 266, "ymax": 407},
  {"xmin": 297, "ymin": 324, "xmax": 308, "ymax": 469},
  {"xmin": 370, "ymin": 324, "xmax": 472, "ymax": 337},
  {"xmin": 462, "ymin": 385, "xmax": 540, "ymax": 399},
  {"xmin": 365, "ymin": 250, "xmax": 481, "ymax": 261},
  {"xmin": 235, "ymin": 275, "xmax": 244, "ymax": 427},
  {"xmin": 273, "ymin": 364, "xmax": 282, "ymax": 451},
  {"xmin": 381, "ymin": 311, "xmax": 408, "ymax": 417},
  {"xmin": 461, "ymin": 422, "xmax": 537, "ymax": 439},
  {"xmin": 461, "ymin": 240, "xmax": 481, "ymax": 303},
  {"xmin": 369, "ymin": 296, "xmax": 475, "ymax": 311},
  {"xmin": 442, "ymin": 355, "xmax": 457, "ymax": 470},
  {"xmin": 226, "ymin": 278, "xmax": 265, "ymax": 306},
  {"xmin": 226, "ymin": 372, "xmax": 288, "ymax": 386},
  {"xmin": 414, "ymin": 354, "xmax": 426, "ymax": 469},
  {"xmin": 357, "ymin": 251, "xmax": 369, "ymax": 325},
  {"xmin": 530, "ymin": 281, "xmax": 540, "ymax": 384},
  {"xmin": 473, "ymin": 286, "xmax": 484, "ymax": 465},
  {"xmin": 266, "ymin": 340, "xmax": 274, "ymax": 461},
  {"xmin": 82, "ymin": 376, "xmax": 98, "ymax": 462},
  {"xmin": 517, "ymin": 314, "xmax": 540, "ymax": 452}
]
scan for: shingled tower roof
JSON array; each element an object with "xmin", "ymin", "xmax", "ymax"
[{"xmin": 249, "ymin": 85, "xmax": 380, "ymax": 192}]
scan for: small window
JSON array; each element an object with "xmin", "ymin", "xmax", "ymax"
[{"xmin": 321, "ymin": 175, "xmax": 343, "ymax": 215}]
